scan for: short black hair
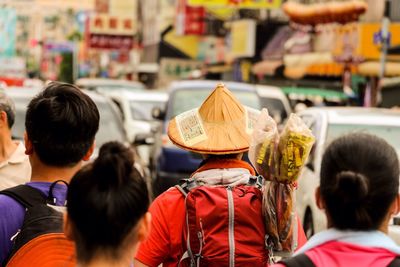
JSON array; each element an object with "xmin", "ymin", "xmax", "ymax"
[
  {"xmin": 25, "ymin": 82, "xmax": 99, "ymax": 167},
  {"xmin": 67, "ymin": 142, "xmax": 150, "ymax": 263},
  {"xmin": 320, "ymin": 133, "xmax": 399, "ymax": 230}
]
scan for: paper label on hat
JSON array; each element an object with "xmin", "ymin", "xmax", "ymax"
[
  {"xmin": 245, "ymin": 107, "xmax": 260, "ymax": 135},
  {"xmin": 175, "ymin": 108, "xmax": 208, "ymax": 147}
]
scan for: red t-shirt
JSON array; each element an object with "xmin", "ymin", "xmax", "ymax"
[
  {"xmin": 272, "ymin": 241, "xmax": 399, "ymax": 267},
  {"xmin": 136, "ymin": 159, "xmax": 307, "ymax": 267}
]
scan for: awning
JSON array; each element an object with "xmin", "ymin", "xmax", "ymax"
[
  {"xmin": 282, "ymin": 86, "xmax": 348, "ymax": 101},
  {"xmin": 358, "ymin": 61, "xmax": 400, "ymax": 77}
]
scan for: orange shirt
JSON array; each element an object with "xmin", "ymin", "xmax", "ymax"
[{"xmin": 135, "ymin": 159, "xmax": 307, "ymax": 267}]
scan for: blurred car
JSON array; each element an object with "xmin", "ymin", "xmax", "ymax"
[
  {"xmin": 6, "ymin": 87, "xmax": 149, "ymax": 177},
  {"xmin": 75, "ymin": 78, "xmax": 145, "ymax": 93},
  {"xmin": 295, "ymin": 107, "xmax": 400, "ymax": 241},
  {"xmin": 256, "ymin": 85, "xmax": 292, "ymax": 124},
  {"xmin": 152, "ymin": 80, "xmax": 261, "ymax": 195},
  {"xmin": 104, "ymin": 90, "xmax": 168, "ymax": 166}
]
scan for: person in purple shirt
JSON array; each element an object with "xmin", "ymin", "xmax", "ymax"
[{"xmin": 0, "ymin": 82, "xmax": 100, "ymax": 264}]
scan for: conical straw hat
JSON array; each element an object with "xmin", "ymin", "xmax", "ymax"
[{"xmin": 168, "ymin": 83, "xmax": 259, "ymax": 154}]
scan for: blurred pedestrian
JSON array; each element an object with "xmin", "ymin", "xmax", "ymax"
[
  {"xmin": 0, "ymin": 82, "xmax": 99, "ymax": 264},
  {"xmin": 134, "ymin": 83, "xmax": 307, "ymax": 267},
  {"xmin": 0, "ymin": 91, "xmax": 31, "ymax": 190},
  {"xmin": 276, "ymin": 133, "xmax": 400, "ymax": 267},
  {"xmin": 64, "ymin": 141, "xmax": 151, "ymax": 267}
]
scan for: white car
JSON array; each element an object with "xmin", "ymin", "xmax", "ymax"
[
  {"xmin": 76, "ymin": 78, "xmax": 145, "ymax": 92},
  {"xmin": 295, "ymin": 107, "xmax": 400, "ymax": 242},
  {"xmin": 103, "ymin": 90, "xmax": 168, "ymax": 166},
  {"xmin": 256, "ymin": 85, "xmax": 292, "ymax": 124}
]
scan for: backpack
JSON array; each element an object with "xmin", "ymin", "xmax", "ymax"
[
  {"xmin": 280, "ymin": 253, "xmax": 400, "ymax": 267},
  {"xmin": 176, "ymin": 176, "xmax": 269, "ymax": 267},
  {"xmin": 0, "ymin": 180, "xmax": 75, "ymax": 267}
]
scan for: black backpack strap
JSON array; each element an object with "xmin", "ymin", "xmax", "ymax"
[
  {"xmin": 280, "ymin": 254, "xmax": 316, "ymax": 267},
  {"xmin": 0, "ymin": 185, "xmax": 46, "ymax": 208},
  {"xmin": 388, "ymin": 257, "xmax": 400, "ymax": 267},
  {"xmin": 175, "ymin": 178, "xmax": 201, "ymax": 197},
  {"xmin": 248, "ymin": 175, "xmax": 264, "ymax": 189}
]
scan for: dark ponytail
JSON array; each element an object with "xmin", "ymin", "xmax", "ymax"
[
  {"xmin": 67, "ymin": 142, "xmax": 150, "ymax": 263},
  {"xmin": 321, "ymin": 133, "xmax": 399, "ymax": 230}
]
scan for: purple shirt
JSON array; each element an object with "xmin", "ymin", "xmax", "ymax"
[{"xmin": 0, "ymin": 182, "xmax": 68, "ymax": 263}]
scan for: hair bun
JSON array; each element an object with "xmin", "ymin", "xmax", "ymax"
[
  {"xmin": 335, "ymin": 171, "xmax": 369, "ymax": 203},
  {"xmin": 93, "ymin": 142, "xmax": 135, "ymax": 188}
]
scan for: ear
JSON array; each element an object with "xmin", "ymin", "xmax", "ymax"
[
  {"xmin": 24, "ymin": 132, "xmax": 34, "ymax": 155},
  {"xmin": 390, "ymin": 194, "xmax": 400, "ymax": 216},
  {"xmin": 0, "ymin": 111, "xmax": 7, "ymax": 128},
  {"xmin": 137, "ymin": 212, "xmax": 152, "ymax": 242},
  {"xmin": 63, "ymin": 213, "xmax": 74, "ymax": 241},
  {"xmin": 315, "ymin": 186, "xmax": 325, "ymax": 210},
  {"xmin": 82, "ymin": 142, "xmax": 95, "ymax": 161}
]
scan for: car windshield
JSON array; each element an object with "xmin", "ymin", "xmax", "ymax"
[
  {"xmin": 170, "ymin": 89, "xmax": 260, "ymax": 118},
  {"xmin": 326, "ymin": 124, "xmax": 400, "ymax": 155},
  {"xmin": 93, "ymin": 102, "xmax": 126, "ymax": 147},
  {"xmin": 96, "ymin": 85, "xmax": 144, "ymax": 92},
  {"xmin": 11, "ymin": 96, "xmax": 126, "ymax": 147},
  {"xmin": 260, "ymin": 97, "xmax": 288, "ymax": 122},
  {"xmin": 130, "ymin": 100, "xmax": 166, "ymax": 121}
]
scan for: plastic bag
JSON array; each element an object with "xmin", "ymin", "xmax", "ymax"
[
  {"xmin": 276, "ymin": 113, "xmax": 315, "ymax": 183},
  {"xmin": 249, "ymin": 110, "xmax": 315, "ymax": 259},
  {"xmin": 248, "ymin": 108, "xmax": 279, "ymax": 180}
]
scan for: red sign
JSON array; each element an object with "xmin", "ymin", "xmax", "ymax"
[
  {"xmin": 176, "ymin": 0, "xmax": 205, "ymax": 35},
  {"xmin": 88, "ymin": 34, "xmax": 133, "ymax": 50}
]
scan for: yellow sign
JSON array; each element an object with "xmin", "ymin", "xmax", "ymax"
[
  {"xmin": 164, "ymin": 29, "xmax": 200, "ymax": 59},
  {"xmin": 230, "ymin": 19, "xmax": 256, "ymax": 58},
  {"xmin": 188, "ymin": 0, "xmax": 281, "ymax": 9},
  {"xmin": 357, "ymin": 23, "xmax": 400, "ymax": 60}
]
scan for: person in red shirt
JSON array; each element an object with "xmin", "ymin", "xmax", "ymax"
[
  {"xmin": 134, "ymin": 83, "xmax": 307, "ymax": 267},
  {"xmin": 274, "ymin": 133, "xmax": 400, "ymax": 267}
]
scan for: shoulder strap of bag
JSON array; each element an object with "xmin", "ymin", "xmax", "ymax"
[
  {"xmin": 280, "ymin": 254, "xmax": 316, "ymax": 267},
  {"xmin": 0, "ymin": 185, "xmax": 46, "ymax": 208},
  {"xmin": 388, "ymin": 257, "xmax": 400, "ymax": 267},
  {"xmin": 175, "ymin": 178, "xmax": 200, "ymax": 197}
]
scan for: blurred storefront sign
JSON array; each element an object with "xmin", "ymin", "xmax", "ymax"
[
  {"xmin": 88, "ymin": 14, "xmax": 135, "ymax": 49},
  {"xmin": 0, "ymin": 57, "xmax": 26, "ymax": 79},
  {"xmin": 187, "ymin": 0, "xmax": 281, "ymax": 9},
  {"xmin": 230, "ymin": 19, "xmax": 256, "ymax": 58},
  {"xmin": 95, "ymin": 0, "xmax": 137, "ymax": 16},
  {"xmin": 197, "ymin": 36, "xmax": 225, "ymax": 64},
  {"xmin": 0, "ymin": 9, "xmax": 17, "ymax": 57},
  {"xmin": 176, "ymin": 0, "xmax": 206, "ymax": 35},
  {"xmin": 141, "ymin": 0, "xmax": 161, "ymax": 46},
  {"xmin": 164, "ymin": 29, "xmax": 200, "ymax": 59},
  {"xmin": 159, "ymin": 58, "xmax": 203, "ymax": 86},
  {"xmin": 357, "ymin": 23, "xmax": 400, "ymax": 60}
]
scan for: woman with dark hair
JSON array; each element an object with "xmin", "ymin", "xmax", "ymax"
[
  {"xmin": 274, "ymin": 133, "xmax": 400, "ymax": 267},
  {"xmin": 64, "ymin": 142, "xmax": 151, "ymax": 267}
]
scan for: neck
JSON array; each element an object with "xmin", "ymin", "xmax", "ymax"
[
  {"xmin": 77, "ymin": 251, "xmax": 134, "ymax": 267},
  {"xmin": 0, "ymin": 133, "xmax": 18, "ymax": 162},
  {"xmin": 30, "ymin": 157, "xmax": 82, "ymax": 183}
]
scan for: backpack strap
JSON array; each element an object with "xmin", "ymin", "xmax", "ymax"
[
  {"xmin": 388, "ymin": 257, "xmax": 400, "ymax": 267},
  {"xmin": 175, "ymin": 178, "xmax": 201, "ymax": 197},
  {"xmin": 279, "ymin": 254, "xmax": 316, "ymax": 267},
  {"xmin": 248, "ymin": 175, "xmax": 264, "ymax": 189},
  {"xmin": 0, "ymin": 185, "xmax": 46, "ymax": 208}
]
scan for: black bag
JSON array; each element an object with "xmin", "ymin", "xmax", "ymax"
[{"xmin": 0, "ymin": 180, "xmax": 68, "ymax": 266}]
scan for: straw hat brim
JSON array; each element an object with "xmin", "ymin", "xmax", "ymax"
[
  {"xmin": 7, "ymin": 233, "xmax": 75, "ymax": 267},
  {"xmin": 168, "ymin": 107, "xmax": 259, "ymax": 155}
]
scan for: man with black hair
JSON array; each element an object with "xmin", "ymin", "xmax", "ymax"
[
  {"xmin": 0, "ymin": 82, "xmax": 100, "ymax": 263},
  {"xmin": 0, "ymin": 91, "xmax": 31, "ymax": 190}
]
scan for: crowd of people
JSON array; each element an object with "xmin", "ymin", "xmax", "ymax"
[{"xmin": 0, "ymin": 81, "xmax": 398, "ymax": 267}]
